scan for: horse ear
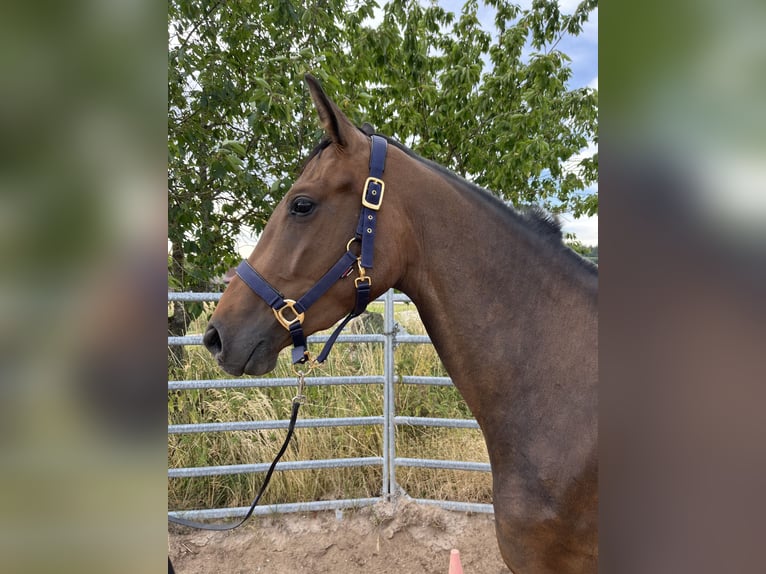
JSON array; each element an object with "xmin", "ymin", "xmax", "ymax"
[{"xmin": 305, "ymin": 74, "xmax": 357, "ymax": 148}]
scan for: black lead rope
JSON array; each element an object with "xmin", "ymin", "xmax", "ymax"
[{"xmin": 168, "ymin": 399, "xmax": 302, "ymax": 531}]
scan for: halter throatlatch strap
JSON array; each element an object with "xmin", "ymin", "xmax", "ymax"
[{"xmin": 235, "ymin": 135, "xmax": 388, "ymax": 366}]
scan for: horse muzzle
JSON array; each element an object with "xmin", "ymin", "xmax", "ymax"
[{"xmin": 203, "ymin": 320, "xmax": 281, "ymax": 376}]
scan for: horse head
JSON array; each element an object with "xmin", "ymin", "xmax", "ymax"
[{"xmin": 204, "ymin": 75, "xmax": 408, "ymax": 375}]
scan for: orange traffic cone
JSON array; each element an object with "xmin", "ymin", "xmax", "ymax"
[{"xmin": 448, "ymin": 549, "xmax": 464, "ymax": 574}]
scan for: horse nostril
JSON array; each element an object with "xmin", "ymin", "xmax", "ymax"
[{"xmin": 203, "ymin": 324, "xmax": 222, "ymax": 356}]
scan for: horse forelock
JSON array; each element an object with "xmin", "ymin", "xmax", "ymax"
[
  {"xmin": 299, "ymin": 126, "xmax": 377, "ymax": 176},
  {"xmin": 298, "ymin": 137, "xmax": 332, "ymax": 175}
]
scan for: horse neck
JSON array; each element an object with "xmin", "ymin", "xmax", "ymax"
[{"xmin": 391, "ymin": 156, "xmax": 598, "ymax": 432}]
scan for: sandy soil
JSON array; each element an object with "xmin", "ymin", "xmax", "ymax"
[{"xmin": 169, "ymin": 498, "xmax": 509, "ymax": 573}]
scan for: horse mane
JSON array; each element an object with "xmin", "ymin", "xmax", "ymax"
[
  {"xmin": 299, "ymin": 130, "xmax": 595, "ymax": 273},
  {"xmin": 376, "ymin": 135, "xmax": 595, "ymax": 271},
  {"xmin": 522, "ymin": 205, "xmax": 563, "ymax": 239}
]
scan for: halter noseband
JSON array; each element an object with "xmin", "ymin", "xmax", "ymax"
[{"xmin": 235, "ymin": 135, "xmax": 388, "ymax": 366}]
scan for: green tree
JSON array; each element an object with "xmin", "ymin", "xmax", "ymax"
[
  {"xmin": 351, "ymin": 0, "xmax": 598, "ymax": 213},
  {"xmin": 168, "ymin": 0, "xmax": 378, "ymax": 337},
  {"xmin": 168, "ymin": 0, "xmax": 598, "ymax": 303}
]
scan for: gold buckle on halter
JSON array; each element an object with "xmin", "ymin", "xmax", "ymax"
[
  {"xmin": 354, "ymin": 275, "xmax": 372, "ymax": 288},
  {"xmin": 273, "ymin": 299, "xmax": 305, "ymax": 330},
  {"xmin": 354, "ymin": 260, "xmax": 372, "ymax": 288},
  {"xmin": 362, "ymin": 177, "xmax": 385, "ymax": 211}
]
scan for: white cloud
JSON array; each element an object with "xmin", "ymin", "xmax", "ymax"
[
  {"xmin": 588, "ymin": 75, "xmax": 598, "ymax": 90},
  {"xmin": 561, "ymin": 140, "xmax": 598, "ymax": 180},
  {"xmin": 560, "ymin": 212, "xmax": 598, "ymax": 246},
  {"xmin": 362, "ymin": 3, "xmax": 385, "ymax": 27},
  {"xmin": 558, "ymin": 0, "xmax": 584, "ymax": 13}
]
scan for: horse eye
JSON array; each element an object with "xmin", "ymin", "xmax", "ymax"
[{"xmin": 290, "ymin": 197, "xmax": 316, "ymax": 216}]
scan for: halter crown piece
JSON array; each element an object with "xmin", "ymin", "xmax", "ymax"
[{"xmin": 235, "ymin": 135, "xmax": 388, "ymax": 366}]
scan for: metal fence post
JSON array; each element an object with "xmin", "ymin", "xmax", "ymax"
[{"xmin": 383, "ymin": 288, "xmax": 397, "ymax": 498}]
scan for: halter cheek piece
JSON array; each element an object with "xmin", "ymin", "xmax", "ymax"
[{"xmin": 235, "ymin": 135, "xmax": 388, "ymax": 366}]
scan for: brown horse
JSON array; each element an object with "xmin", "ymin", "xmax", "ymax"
[{"xmin": 204, "ymin": 75, "xmax": 598, "ymax": 573}]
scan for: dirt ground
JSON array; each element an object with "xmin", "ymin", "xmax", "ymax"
[{"xmin": 169, "ymin": 498, "xmax": 510, "ymax": 573}]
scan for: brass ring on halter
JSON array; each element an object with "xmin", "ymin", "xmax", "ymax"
[{"xmin": 346, "ymin": 236, "xmax": 361, "ymax": 254}]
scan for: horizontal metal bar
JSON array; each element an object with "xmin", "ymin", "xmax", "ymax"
[
  {"xmin": 169, "ymin": 416, "xmax": 384, "ymax": 434},
  {"xmin": 168, "ymin": 291, "xmax": 411, "ymax": 304},
  {"xmin": 394, "ymin": 334, "xmax": 432, "ymax": 344},
  {"xmin": 394, "ymin": 416, "xmax": 480, "ymax": 429},
  {"xmin": 399, "ymin": 376, "xmax": 453, "ymax": 386},
  {"xmin": 315, "ymin": 333, "xmax": 385, "ymax": 344},
  {"xmin": 168, "ymin": 375, "xmax": 384, "ymax": 391},
  {"xmin": 169, "ymin": 457, "xmax": 383, "ymax": 478},
  {"xmin": 168, "ymin": 292, "xmax": 223, "ymax": 302},
  {"xmin": 169, "ymin": 333, "xmax": 385, "ymax": 347},
  {"xmin": 168, "ymin": 497, "xmax": 382, "ymax": 521},
  {"xmin": 395, "ymin": 457, "xmax": 491, "ymax": 473},
  {"xmin": 410, "ymin": 498, "xmax": 495, "ymax": 514},
  {"xmin": 168, "ymin": 335, "xmax": 205, "ymax": 346}
]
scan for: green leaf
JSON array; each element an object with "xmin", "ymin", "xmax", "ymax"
[
  {"xmin": 224, "ymin": 153, "xmax": 242, "ymax": 171},
  {"xmin": 253, "ymin": 77, "xmax": 270, "ymax": 91},
  {"xmin": 221, "ymin": 140, "xmax": 247, "ymax": 157}
]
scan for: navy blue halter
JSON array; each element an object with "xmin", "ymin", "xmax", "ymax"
[{"xmin": 235, "ymin": 135, "xmax": 388, "ymax": 366}]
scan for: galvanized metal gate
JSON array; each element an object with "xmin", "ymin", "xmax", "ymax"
[{"xmin": 168, "ymin": 289, "xmax": 493, "ymax": 522}]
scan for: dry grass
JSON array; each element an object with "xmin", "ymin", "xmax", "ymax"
[{"xmin": 168, "ymin": 302, "xmax": 492, "ymax": 510}]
